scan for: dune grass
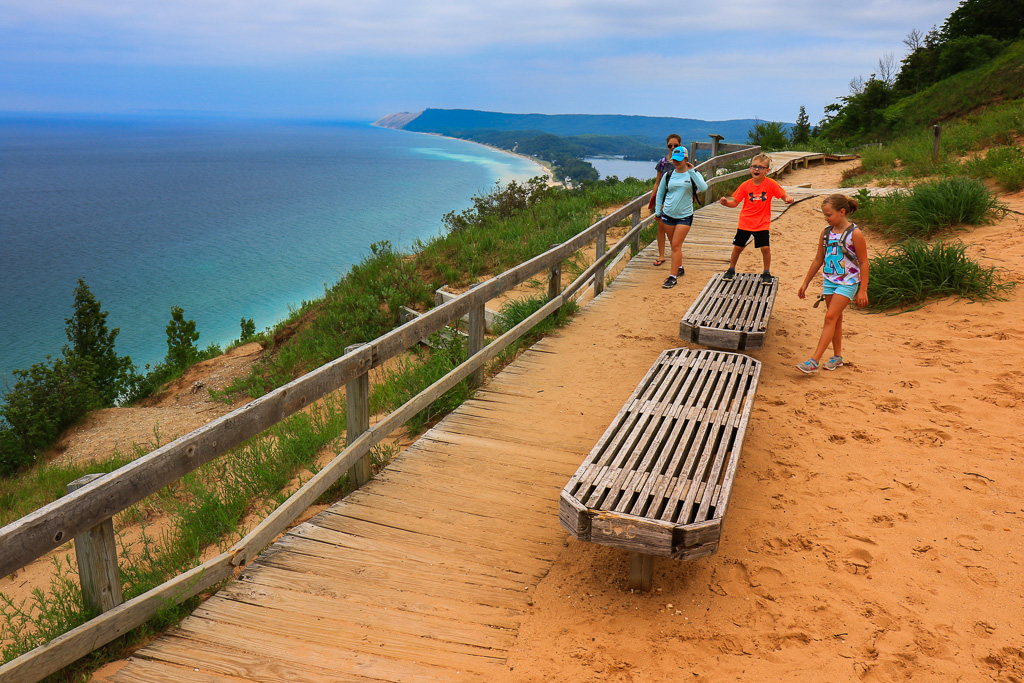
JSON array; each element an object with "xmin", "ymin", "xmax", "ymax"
[
  {"xmin": 868, "ymin": 239, "xmax": 1013, "ymax": 311},
  {"xmin": 855, "ymin": 178, "xmax": 1006, "ymax": 241}
]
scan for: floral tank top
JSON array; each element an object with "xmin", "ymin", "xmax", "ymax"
[{"xmin": 822, "ymin": 224, "xmax": 861, "ymax": 285}]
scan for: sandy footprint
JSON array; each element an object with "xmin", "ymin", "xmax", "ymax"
[{"xmin": 844, "ymin": 547, "xmax": 874, "ymax": 575}]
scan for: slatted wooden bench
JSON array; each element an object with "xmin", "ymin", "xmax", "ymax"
[
  {"xmin": 559, "ymin": 348, "xmax": 761, "ymax": 591},
  {"xmin": 679, "ymin": 272, "xmax": 779, "ymax": 350}
]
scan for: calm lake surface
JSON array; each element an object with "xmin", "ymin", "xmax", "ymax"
[{"xmin": 0, "ymin": 117, "xmax": 544, "ymax": 389}]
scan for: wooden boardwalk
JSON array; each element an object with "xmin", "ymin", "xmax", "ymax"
[
  {"xmin": 95, "ymin": 161, "xmax": 859, "ymax": 683},
  {"xmin": 99, "ymin": 260, "xmax": 661, "ymax": 682}
]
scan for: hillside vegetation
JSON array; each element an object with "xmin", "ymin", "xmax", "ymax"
[{"xmin": 815, "ymin": 0, "xmax": 1024, "ymax": 144}]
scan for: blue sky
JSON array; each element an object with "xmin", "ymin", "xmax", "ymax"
[{"xmin": 0, "ymin": 0, "xmax": 960, "ymax": 125}]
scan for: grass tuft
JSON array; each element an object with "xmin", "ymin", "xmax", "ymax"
[
  {"xmin": 868, "ymin": 239, "xmax": 1014, "ymax": 311},
  {"xmin": 856, "ymin": 178, "xmax": 1006, "ymax": 240}
]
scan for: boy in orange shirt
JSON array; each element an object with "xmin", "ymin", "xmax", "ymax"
[{"xmin": 717, "ymin": 153, "xmax": 794, "ymax": 284}]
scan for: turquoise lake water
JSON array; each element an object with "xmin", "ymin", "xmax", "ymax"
[{"xmin": 0, "ymin": 118, "xmax": 544, "ymax": 390}]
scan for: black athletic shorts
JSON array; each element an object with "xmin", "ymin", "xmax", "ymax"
[{"xmin": 733, "ymin": 228, "xmax": 770, "ymax": 248}]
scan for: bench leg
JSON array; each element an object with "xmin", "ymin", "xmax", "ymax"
[{"xmin": 627, "ymin": 552, "xmax": 654, "ymax": 592}]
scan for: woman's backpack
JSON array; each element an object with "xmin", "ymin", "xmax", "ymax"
[
  {"xmin": 658, "ymin": 169, "xmax": 704, "ymax": 208},
  {"xmin": 822, "ymin": 224, "xmax": 859, "ymax": 265}
]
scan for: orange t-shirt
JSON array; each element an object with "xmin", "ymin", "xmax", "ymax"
[{"xmin": 731, "ymin": 177, "xmax": 786, "ymax": 232}]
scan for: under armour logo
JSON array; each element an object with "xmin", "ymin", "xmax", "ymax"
[{"xmin": 747, "ymin": 191, "xmax": 768, "ymax": 202}]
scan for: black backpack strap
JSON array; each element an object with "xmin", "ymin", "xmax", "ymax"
[
  {"xmin": 840, "ymin": 225, "xmax": 859, "ymax": 265},
  {"xmin": 823, "ymin": 224, "xmax": 860, "ymax": 265},
  {"xmin": 658, "ymin": 168, "xmax": 674, "ymax": 207}
]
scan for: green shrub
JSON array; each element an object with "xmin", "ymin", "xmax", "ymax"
[
  {"xmin": 904, "ymin": 177, "xmax": 1006, "ymax": 233},
  {"xmin": 858, "ymin": 145, "xmax": 900, "ymax": 175},
  {"xmin": 443, "ymin": 177, "xmax": 554, "ymax": 235},
  {"xmin": 964, "ymin": 146, "xmax": 1024, "ymax": 192},
  {"xmin": 492, "ymin": 293, "xmax": 580, "ymax": 364},
  {"xmin": 747, "ymin": 120, "xmax": 789, "ymax": 151},
  {"xmin": 0, "ymin": 356, "xmax": 102, "ymax": 475},
  {"xmin": 370, "ymin": 333, "xmax": 472, "ymax": 434},
  {"xmin": 867, "ymin": 239, "xmax": 1013, "ymax": 311},
  {"xmin": 857, "ymin": 177, "xmax": 1006, "ymax": 240}
]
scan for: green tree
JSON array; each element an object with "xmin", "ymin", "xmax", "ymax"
[
  {"xmin": 166, "ymin": 306, "xmax": 201, "ymax": 369},
  {"xmin": 942, "ymin": 0, "xmax": 1024, "ymax": 41},
  {"xmin": 747, "ymin": 120, "xmax": 790, "ymax": 151},
  {"xmin": 239, "ymin": 317, "xmax": 257, "ymax": 343},
  {"xmin": 936, "ymin": 35, "xmax": 1005, "ymax": 79},
  {"xmin": 790, "ymin": 106, "xmax": 811, "ymax": 145},
  {"xmin": 63, "ymin": 278, "xmax": 136, "ymax": 404},
  {"xmin": 0, "ymin": 355, "xmax": 100, "ymax": 473}
]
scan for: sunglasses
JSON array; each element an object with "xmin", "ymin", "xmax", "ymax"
[
  {"xmin": 667, "ymin": 143, "xmax": 679, "ymax": 149},
  {"xmin": 750, "ymin": 165, "xmax": 769, "ymax": 171}
]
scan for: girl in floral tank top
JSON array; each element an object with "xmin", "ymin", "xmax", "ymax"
[
  {"xmin": 795, "ymin": 194, "xmax": 870, "ymax": 374},
  {"xmin": 823, "ymin": 226, "xmax": 862, "ymax": 286}
]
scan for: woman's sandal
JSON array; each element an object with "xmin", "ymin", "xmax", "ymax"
[{"xmin": 653, "ymin": 258, "xmax": 666, "ymax": 266}]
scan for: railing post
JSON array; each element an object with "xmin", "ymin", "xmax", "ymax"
[
  {"xmin": 548, "ymin": 243, "xmax": 562, "ymax": 301},
  {"xmin": 66, "ymin": 474, "xmax": 123, "ymax": 615},
  {"xmin": 932, "ymin": 124, "xmax": 942, "ymax": 163},
  {"xmin": 467, "ymin": 284, "xmax": 486, "ymax": 389},
  {"xmin": 594, "ymin": 227, "xmax": 607, "ymax": 296},
  {"xmin": 630, "ymin": 209, "xmax": 641, "ymax": 256},
  {"xmin": 345, "ymin": 343, "xmax": 372, "ymax": 487},
  {"xmin": 706, "ymin": 134, "xmax": 724, "ymax": 204}
]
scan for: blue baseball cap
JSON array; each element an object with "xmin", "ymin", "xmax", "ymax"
[{"xmin": 670, "ymin": 147, "xmax": 688, "ymax": 161}]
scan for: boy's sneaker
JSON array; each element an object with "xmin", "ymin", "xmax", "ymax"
[
  {"xmin": 677, "ymin": 265, "xmax": 685, "ymax": 277},
  {"xmin": 796, "ymin": 358, "xmax": 819, "ymax": 374},
  {"xmin": 722, "ymin": 268, "xmax": 736, "ymax": 281},
  {"xmin": 662, "ymin": 276, "xmax": 677, "ymax": 289},
  {"xmin": 760, "ymin": 271, "xmax": 773, "ymax": 285},
  {"xmin": 822, "ymin": 355, "xmax": 844, "ymax": 370}
]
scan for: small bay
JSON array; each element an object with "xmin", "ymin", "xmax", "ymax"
[
  {"xmin": 585, "ymin": 157, "xmax": 658, "ymax": 182},
  {"xmin": 0, "ymin": 117, "xmax": 543, "ymax": 389}
]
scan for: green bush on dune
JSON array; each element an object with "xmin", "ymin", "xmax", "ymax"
[
  {"xmin": 856, "ymin": 177, "xmax": 1006, "ymax": 240},
  {"xmin": 868, "ymin": 239, "xmax": 1013, "ymax": 311}
]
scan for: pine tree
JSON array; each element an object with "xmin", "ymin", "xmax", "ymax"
[
  {"xmin": 166, "ymin": 306, "xmax": 201, "ymax": 369},
  {"xmin": 791, "ymin": 106, "xmax": 812, "ymax": 145},
  {"xmin": 63, "ymin": 278, "xmax": 135, "ymax": 405}
]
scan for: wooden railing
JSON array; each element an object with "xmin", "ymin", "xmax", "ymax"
[{"xmin": 0, "ymin": 135, "xmax": 763, "ymax": 683}]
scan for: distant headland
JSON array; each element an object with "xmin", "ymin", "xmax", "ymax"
[{"xmin": 373, "ymin": 108, "xmax": 772, "ymax": 144}]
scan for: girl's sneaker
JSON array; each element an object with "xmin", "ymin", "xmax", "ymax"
[
  {"xmin": 822, "ymin": 355, "xmax": 844, "ymax": 370},
  {"xmin": 796, "ymin": 358, "xmax": 819, "ymax": 374}
]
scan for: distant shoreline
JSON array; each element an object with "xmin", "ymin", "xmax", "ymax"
[{"xmin": 372, "ymin": 123, "xmax": 557, "ymax": 186}]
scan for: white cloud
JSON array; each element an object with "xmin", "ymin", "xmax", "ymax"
[
  {"xmin": 0, "ymin": 0, "xmax": 960, "ymax": 64},
  {"xmin": 0, "ymin": 0, "xmax": 963, "ymax": 118}
]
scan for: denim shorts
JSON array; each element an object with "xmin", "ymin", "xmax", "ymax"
[
  {"xmin": 733, "ymin": 229, "xmax": 770, "ymax": 248},
  {"xmin": 661, "ymin": 214, "xmax": 693, "ymax": 227},
  {"xmin": 823, "ymin": 279, "xmax": 860, "ymax": 301}
]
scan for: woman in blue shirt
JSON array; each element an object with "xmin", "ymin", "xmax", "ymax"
[
  {"xmin": 654, "ymin": 147, "xmax": 708, "ymax": 289},
  {"xmin": 649, "ymin": 134, "xmax": 683, "ymax": 266}
]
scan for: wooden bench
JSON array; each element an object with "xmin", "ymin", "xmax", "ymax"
[
  {"xmin": 679, "ymin": 272, "xmax": 779, "ymax": 350},
  {"xmin": 559, "ymin": 348, "xmax": 761, "ymax": 590}
]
